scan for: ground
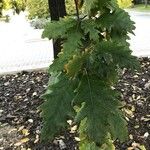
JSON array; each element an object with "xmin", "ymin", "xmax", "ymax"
[
  {"xmin": 0, "ymin": 11, "xmax": 53, "ymax": 74},
  {"xmin": 129, "ymin": 4, "xmax": 150, "ymax": 12},
  {"xmin": 0, "ymin": 58, "xmax": 149, "ymax": 150},
  {"xmin": 129, "ymin": 11, "xmax": 150, "ymax": 56}
]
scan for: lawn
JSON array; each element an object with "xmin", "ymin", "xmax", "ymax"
[{"xmin": 129, "ymin": 4, "xmax": 150, "ymax": 12}]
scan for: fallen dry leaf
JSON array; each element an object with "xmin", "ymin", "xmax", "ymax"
[{"xmin": 22, "ymin": 129, "xmax": 30, "ymax": 136}]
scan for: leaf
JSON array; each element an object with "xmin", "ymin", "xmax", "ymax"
[
  {"xmin": 40, "ymin": 73, "xmax": 76, "ymax": 140},
  {"xmin": 65, "ymin": 51, "xmax": 89, "ymax": 78},
  {"xmin": 80, "ymin": 138, "xmax": 115, "ymax": 150},
  {"xmin": 74, "ymin": 75, "xmax": 127, "ymax": 144},
  {"xmin": 65, "ymin": 55, "xmax": 83, "ymax": 78},
  {"xmin": 98, "ymin": 8, "xmax": 135, "ymax": 35},
  {"xmin": 84, "ymin": 0, "xmax": 97, "ymax": 13},
  {"xmin": 49, "ymin": 30, "xmax": 83, "ymax": 73},
  {"xmin": 22, "ymin": 129, "xmax": 30, "ymax": 136},
  {"xmin": 108, "ymin": 111, "xmax": 128, "ymax": 142},
  {"xmin": 42, "ymin": 17, "xmax": 77, "ymax": 39},
  {"xmin": 20, "ymin": 138, "xmax": 29, "ymax": 143},
  {"xmin": 80, "ymin": 140, "xmax": 100, "ymax": 150},
  {"xmin": 81, "ymin": 19, "xmax": 100, "ymax": 41},
  {"xmin": 14, "ymin": 138, "xmax": 29, "ymax": 146},
  {"xmin": 84, "ymin": 0, "xmax": 111, "ymax": 14},
  {"xmin": 92, "ymin": 41, "xmax": 139, "ymax": 71},
  {"xmin": 139, "ymin": 145, "xmax": 146, "ymax": 150},
  {"xmin": 100, "ymin": 139, "xmax": 115, "ymax": 150}
]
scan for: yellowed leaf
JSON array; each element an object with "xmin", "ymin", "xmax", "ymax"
[
  {"xmin": 129, "ymin": 134, "xmax": 133, "ymax": 140},
  {"xmin": 139, "ymin": 145, "xmax": 146, "ymax": 150},
  {"xmin": 134, "ymin": 125, "xmax": 140, "ymax": 129},
  {"xmin": 20, "ymin": 138, "xmax": 29, "ymax": 143},
  {"xmin": 22, "ymin": 129, "xmax": 30, "ymax": 136},
  {"xmin": 124, "ymin": 108, "xmax": 134, "ymax": 117},
  {"xmin": 14, "ymin": 142, "xmax": 22, "ymax": 147},
  {"xmin": 127, "ymin": 147, "xmax": 134, "ymax": 150},
  {"xmin": 74, "ymin": 137, "xmax": 80, "ymax": 142},
  {"xmin": 131, "ymin": 105, "xmax": 135, "ymax": 112}
]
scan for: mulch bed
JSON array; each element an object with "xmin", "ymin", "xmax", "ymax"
[{"xmin": 0, "ymin": 58, "xmax": 149, "ymax": 150}]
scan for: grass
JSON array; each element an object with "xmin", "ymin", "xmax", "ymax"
[
  {"xmin": 0, "ymin": 17, "xmax": 6, "ymax": 21},
  {"xmin": 0, "ymin": 15, "xmax": 10, "ymax": 22},
  {"xmin": 128, "ymin": 4, "xmax": 150, "ymax": 12}
]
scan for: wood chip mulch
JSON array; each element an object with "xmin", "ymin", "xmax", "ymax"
[{"xmin": 0, "ymin": 57, "xmax": 149, "ymax": 150}]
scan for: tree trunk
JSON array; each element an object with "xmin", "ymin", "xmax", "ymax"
[
  {"xmin": 145, "ymin": 0, "xmax": 148, "ymax": 8},
  {"xmin": 0, "ymin": 0, "xmax": 3, "ymax": 17},
  {"xmin": 48, "ymin": 0, "xmax": 66, "ymax": 59}
]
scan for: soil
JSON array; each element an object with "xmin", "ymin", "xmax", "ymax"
[{"xmin": 0, "ymin": 58, "xmax": 149, "ymax": 150}]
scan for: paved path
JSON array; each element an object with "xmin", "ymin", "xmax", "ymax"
[
  {"xmin": 0, "ymin": 11, "xmax": 150, "ymax": 74},
  {"xmin": 0, "ymin": 12, "xmax": 53, "ymax": 74},
  {"xmin": 129, "ymin": 11, "xmax": 150, "ymax": 57}
]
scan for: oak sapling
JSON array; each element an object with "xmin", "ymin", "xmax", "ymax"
[{"xmin": 40, "ymin": 0, "xmax": 139, "ymax": 149}]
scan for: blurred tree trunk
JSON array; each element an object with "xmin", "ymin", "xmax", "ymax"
[
  {"xmin": 0, "ymin": 0, "xmax": 3, "ymax": 17},
  {"xmin": 145, "ymin": 0, "xmax": 148, "ymax": 8},
  {"xmin": 48, "ymin": 0, "xmax": 66, "ymax": 59}
]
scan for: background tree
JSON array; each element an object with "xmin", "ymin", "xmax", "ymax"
[
  {"xmin": 118, "ymin": 0, "xmax": 133, "ymax": 8},
  {"xmin": 27, "ymin": 0, "xmax": 49, "ymax": 19},
  {"xmin": 0, "ymin": 0, "xmax": 3, "ymax": 17},
  {"xmin": 144, "ymin": 0, "xmax": 148, "ymax": 8},
  {"xmin": 27, "ymin": 0, "xmax": 75, "ymax": 20},
  {"xmin": 47, "ymin": 0, "xmax": 66, "ymax": 58},
  {"xmin": 11, "ymin": 0, "xmax": 26, "ymax": 14},
  {"xmin": 2, "ymin": 0, "xmax": 27, "ymax": 14}
]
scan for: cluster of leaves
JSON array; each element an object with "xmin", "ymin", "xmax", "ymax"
[
  {"xmin": 27, "ymin": 0, "xmax": 49, "ymax": 19},
  {"xmin": 117, "ymin": 0, "xmax": 133, "ymax": 8},
  {"xmin": 13, "ymin": 0, "xmax": 26, "ymax": 13},
  {"xmin": 2, "ymin": 0, "xmax": 11, "ymax": 10},
  {"xmin": 2, "ymin": 0, "xmax": 26, "ymax": 14},
  {"xmin": 27, "ymin": 0, "xmax": 76, "ymax": 20},
  {"xmin": 40, "ymin": 0, "xmax": 139, "ymax": 149}
]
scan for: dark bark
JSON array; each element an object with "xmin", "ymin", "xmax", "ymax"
[{"xmin": 48, "ymin": 0, "xmax": 66, "ymax": 59}]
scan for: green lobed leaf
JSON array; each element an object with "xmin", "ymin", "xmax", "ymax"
[
  {"xmin": 42, "ymin": 17, "xmax": 77, "ymax": 39},
  {"xmin": 65, "ymin": 54, "xmax": 84, "ymax": 78},
  {"xmin": 84, "ymin": 0, "xmax": 112, "ymax": 14},
  {"xmin": 93, "ymin": 41, "xmax": 139, "ymax": 70},
  {"xmin": 80, "ymin": 140, "xmax": 100, "ymax": 150},
  {"xmin": 40, "ymin": 73, "xmax": 76, "ymax": 140},
  {"xmin": 108, "ymin": 110, "xmax": 128, "ymax": 142},
  {"xmin": 97, "ymin": 8, "xmax": 135, "ymax": 35},
  {"xmin": 74, "ymin": 75, "xmax": 127, "ymax": 144},
  {"xmin": 65, "ymin": 50, "xmax": 90, "ymax": 78},
  {"xmin": 48, "ymin": 30, "xmax": 83, "ymax": 73},
  {"xmin": 81, "ymin": 19, "xmax": 100, "ymax": 42}
]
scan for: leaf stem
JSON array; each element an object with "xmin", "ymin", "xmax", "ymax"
[{"xmin": 74, "ymin": 0, "xmax": 80, "ymax": 22}]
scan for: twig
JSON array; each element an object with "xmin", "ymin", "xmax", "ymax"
[{"xmin": 74, "ymin": 0, "xmax": 80, "ymax": 22}]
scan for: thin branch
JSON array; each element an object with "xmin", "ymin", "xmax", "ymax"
[{"xmin": 74, "ymin": 0, "xmax": 80, "ymax": 22}]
